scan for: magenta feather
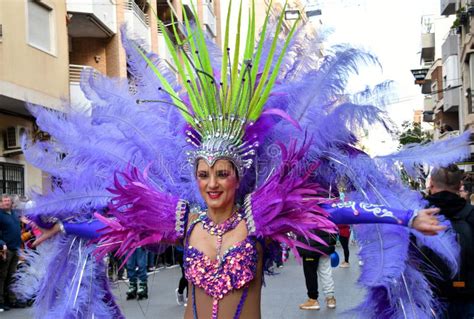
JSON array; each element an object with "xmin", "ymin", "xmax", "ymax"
[
  {"xmin": 94, "ymin": 167, "xmax": 181, "ymax": 263},
  {"xmin": 248, "ymin": 139, "xmax": 337, "ymax": 259}
]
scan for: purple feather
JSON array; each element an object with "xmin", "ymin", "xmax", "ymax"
[
  {"xmin": 14, "ymin": 237, "xmax": 123, "ymax": 319},
  {"xmin": 411, "ymin": 217, "xmax": 460, "ymax": 278},
  {"xmin": 375, "ymin": 130, "xmax": 471, "ymax": 179}
]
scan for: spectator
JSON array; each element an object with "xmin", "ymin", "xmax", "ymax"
[
  {"xmin": 0, "ymin": 195, "xmax": 25, "ymax": 311},
  {"xmin": 421, "ymin": 165, "xmax": 474, "ymax": 319},
  {"xmin": 298, "ymin": 229, "xmax": 337, "ymax": 310},
  {"xmin": 337, "ymin": 224, "xmax": 351, "ymax": 268},
  {"xmin": 125, "ymin": 247, "xmax": 148, "ymax": 300},
  {"xmin": 174, "ymin": 245, "xmax": 188, "ymax": 306},
  {"xmin": 107, "ymin": 251, "xmax": 125, "ymax": 282},
  {"xmin": 158, "ymin": 246, "xmax": 174, "ymax": 268},
  {"xmin": 147, "ymin": 251, "xmax": 156, "ymax": 272},
  {"xmin": 459, "ymin": 182, "xmax": 470, "ymax": 202}
]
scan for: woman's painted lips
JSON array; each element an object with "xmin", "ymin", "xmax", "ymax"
[{"xmin": 207, "ymin": 192, "xmax": 223, "ymax": 199}]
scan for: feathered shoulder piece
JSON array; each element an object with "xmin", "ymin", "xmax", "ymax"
[
  {"xmin": 244, "ymin": 139, "xmax": 337, "ymax": 258},
  {"xmin": 93, "ymin": 167, "xmax": 188, "ymax": 261}
]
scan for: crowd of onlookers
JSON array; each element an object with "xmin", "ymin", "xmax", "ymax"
[{"xmin": 0, "ymin": 194, "xmax": 31, "ymax": 312}]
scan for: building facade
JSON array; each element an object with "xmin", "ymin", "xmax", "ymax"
[
  {"xmin": 0, "ymin": 0, "xmax": 69, "ymax": 196},
  {"xmin": 413, "ymin": 2, "xmax": 474, "ymax": 169}
]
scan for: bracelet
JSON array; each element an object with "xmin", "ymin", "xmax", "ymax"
[
  {"xmin": 407, "ymin": 209, "xmax": 419, "ymax": 228},
  {"xmin": 57, "ymin": 220, "xmax": 66, "ymax": 234}
]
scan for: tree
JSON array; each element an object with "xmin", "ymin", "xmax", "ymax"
[
  {"xmin": 398, "ymin": 121, "xmax": 432, "ymax": 146},
  {"xmin": 397, "ymin": 121, "xmax": 432, "ymax": 190}
]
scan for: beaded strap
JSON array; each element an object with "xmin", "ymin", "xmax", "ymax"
[
  {"xmin": 233, "ymin": 286, "xmax": 249, "ymax": 319},
  {"xmin": 174, "ymin": 200, "xmax": 190, "ymax": 238},
  {"xmin": 191, "ymin": 285, "xmax": 249, "ymax": 319},
  {"xmin": 192, "ymin": 285, "xmax": 198, "ymax": 319},
  {"xmin": 243, "ymin": 194, "xmax": 256, "ymax": 234}
]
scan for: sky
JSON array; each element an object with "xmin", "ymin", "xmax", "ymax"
[{"xmin": 308, "ymin": 0, "xmax": 451, "ymax": 155}]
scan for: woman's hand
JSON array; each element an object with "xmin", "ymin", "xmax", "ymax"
[
  {"xmin": 32, "ymin": 223, "xmax": 62, "ymax": 247},
  {"xmin": 411, "ymin": 207, "xmax": 445, "ymax": 235}
]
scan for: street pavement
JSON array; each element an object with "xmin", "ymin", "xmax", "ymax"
[{"xmin": 8, "ymin": 246, "xmax": 364, "ymax": 318}]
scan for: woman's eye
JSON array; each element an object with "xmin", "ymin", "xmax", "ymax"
[
  {"xmin": 197, "ymin": 172, "xmax": 208, "ymax": 178},
  {"xmin": 217, "ymin": 171, "xmax": 230, "ymax": 178}
]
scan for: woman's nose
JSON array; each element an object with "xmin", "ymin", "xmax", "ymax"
[{"xmin": 208, "ymin": 174, "xmax": 218, "ymax": 188}]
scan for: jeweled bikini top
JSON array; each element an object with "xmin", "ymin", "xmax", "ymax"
[{"xmin": 184, "ymin": 210, "xmax": 258, "ymax": 319}]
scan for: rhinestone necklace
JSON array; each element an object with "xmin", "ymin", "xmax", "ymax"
[{"xmin": 200, "ymin": 208, "xmax": 243, "ymax": 261}]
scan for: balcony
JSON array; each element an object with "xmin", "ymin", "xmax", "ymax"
[
  {"xmin": 440, "ymin": 0, "xmax": 456, "ymax": 16},
  {"xmin": 67, "ymin": 0, "xmax": 116, "ymax": 38},
  {"xmin": 69, "ymin": 64, "xmax": 97, "ymax": 111},
  {"xmin": 203, "ymin": 2, "xmax": 216, "ymax": 37},
  {"xmin": 423, "ymin": 111, "xmax": 434, "ymax": 122},
  {"xmin": 442, "ymin": 32, "xmax": 459, "ymax": 61},
  {"xmin": 157, "ymin": 32, "xmax": 177, "ymax": 72},
  {"xmin": 423, "ymin": 97, "xmax": 434, "ymax": 112},
  {"xmin": 421, "ymin": 33, "xmax": 435, "ymax": 63},
  {"xmin": 182, "ymin": 0, "xmax": 216, "ymax": 37},
  {"xmin": 124, "ymin": 0, "xmax": 151, "ymax": 51},
  {"xmin": 443, "ymin": 86, "xmax": 460, "ymax": 112},
  {"xmin": 438, "ymin": 130, "xmax": 460, "ymax": 140}
]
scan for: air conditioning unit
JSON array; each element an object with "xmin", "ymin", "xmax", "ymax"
[{"xmin": 5, "ymin": 126, "xmax": 27, "ymax": 149}]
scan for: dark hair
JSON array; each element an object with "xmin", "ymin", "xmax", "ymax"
[{"xmin": 430, "ymin": 164, "xmax": 463, "ymax": 191}]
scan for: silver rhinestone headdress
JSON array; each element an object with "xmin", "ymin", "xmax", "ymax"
[{"xmin": 186, "ymin": 115, "xmax": 259, "ymax": 177}]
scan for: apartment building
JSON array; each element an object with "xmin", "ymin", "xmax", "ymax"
[
  {"xmin": 0, "ymin": 0, "xmax": 219, "ymax": 198},
  {"xmin": 412, "ymin": 14, "xmax": 458, "ymax": 137},
  {"xmin": 0, "ymin": 0, "xmax": 69, "ymax": 196},
  {"xmin": 414, "ymin": 0, "xmax": 474, "ymax": 171}
]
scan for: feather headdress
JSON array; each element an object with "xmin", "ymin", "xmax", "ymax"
[{"xmin": 138, "ymin": 1, "xmax": 298, "ymax": 176}]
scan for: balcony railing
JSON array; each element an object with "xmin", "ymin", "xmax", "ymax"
[
  {"xmin": 125, "ymin": 0, "xmax": 149, "ymax": 27},
  {"xmin": 69, "ymin": 64, "xmax": 98, "ymax": 109},
  {"xmin": 442, "ymin": 32, "xmax": 459, "ymax": 61},
  {"xmin": 69, "ymin": 64, "xmax": 90, "ymax": 83},
  {"xmin": 203, "ymin": 1, "xmax": 216, "ymax": 37},
  {"xmin": 443, "ymin": 87, "xmax": 460, "ymax": 112},
  {"xmin": 124, "ymin": 0, "xmax": 151, "ymax": 51},
  {"xmin": 421, "ymin": 33, "xmax": 435, "ymax": 63},
  {"xmin": 438, "ymin": 130, "xmax": 460, "ymax": 140},
  {"xmin": 423, "ymin": 97, "xmax": 434, "ymax": 112}
]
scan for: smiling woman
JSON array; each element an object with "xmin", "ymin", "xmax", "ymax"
[
  {"xmin": 15, "ymin": 1, "xmax": 472, "ymax": 319},
  {"xmin": 196, "ymin": 159, "xmax": 239, "ymax": 214}
]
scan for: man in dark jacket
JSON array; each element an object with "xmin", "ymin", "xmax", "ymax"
[
  {"xmin": 423, "ymin": 165, "xmax": 474, "ymax": 319},
  {"xmin": 0, "ymin": 195, "xmax": 23, "ymax": 312},
  {"xmin": 298, "ymin": 230, "xmax": 337, "ymax": 311}
]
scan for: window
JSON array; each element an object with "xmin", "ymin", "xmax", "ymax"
[
  {"xmin": 0, "ymin": 163, "xmax": 25, "ymax": 196},
  {"xmin": 468, "ymin": 53, "xmax": 474, "ymax": 113},
  {"xmin": 27, "ymin": 0, "xmax": 53, "ymax": 53}
]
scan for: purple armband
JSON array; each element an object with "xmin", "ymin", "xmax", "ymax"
[
  {"xmin": 30, "ymin": 215, "xmax": 58, "ymax": 230},
  {"xmin": 323, "ymin": 202, "xmax": 414, "ymax": 226},
  {"xmin": 63, "ymin": 220, "xmax": 106, "ymax": 239}
]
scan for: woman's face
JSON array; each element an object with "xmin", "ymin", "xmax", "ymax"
[{"xmin": 196, "ymin": 159, "xmax": 239, "ymax": 211}]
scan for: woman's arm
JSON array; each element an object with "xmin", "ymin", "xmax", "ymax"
[
  {"xmin": 32, "ymin": 219, "xmax": 105, "ymax": 246},
  {"xmin": 32, "ymin": 168, "xmax": 189, "ymax": 258},
  {"xmin": 323, "ymin": 202, "xmax": 444, "ymax": 235}
]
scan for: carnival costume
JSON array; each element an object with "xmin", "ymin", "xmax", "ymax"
[{"xmin": 14, "ymin": 2, "xmax": 471, "ymax": 319}]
